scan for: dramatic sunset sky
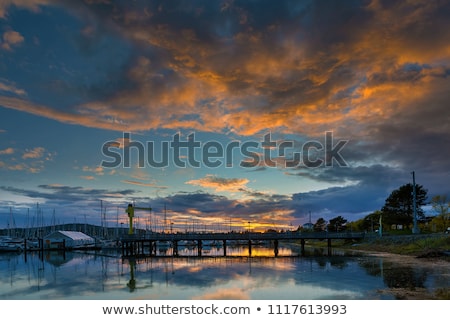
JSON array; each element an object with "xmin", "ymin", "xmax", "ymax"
[{"xmin": 0, "ymin": 0, "xmax": 449, "ymax": 231}]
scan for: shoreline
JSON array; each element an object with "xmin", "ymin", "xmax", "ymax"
[
  {"xmin": 287, "ymin": 235, "xmax": 450, "ymax": 300},
  {"xmin": 356, "ymin": 251, "xmax": 450, "ymax": 300}
]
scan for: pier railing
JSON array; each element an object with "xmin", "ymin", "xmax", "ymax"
[
  {"xmin": 121, "ymin": 231, "xmax": 366, "ymax": 242},
  {"xmin": 119, "ymin": 231, "xmax": 366, "ymax": 257}
]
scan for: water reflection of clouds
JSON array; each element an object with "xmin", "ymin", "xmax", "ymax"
[
  {"xmin": 193, "ymin": 288, "xmax": 250, "ymax": 300},
  {"xmin": 96, "ymin": 256, "xmax": 364, "ymax": 299},
  {"xmin": 3, "ymin": 252, "xmax": 447, "ymax": 300},
  {"xmin": 44, "ymin": 252, "xmax": 90, "ymax": 267},
  {"xmin": 7, "ymin": 253, "xmax": 118, "ymax": 299},
  {"xmin": 1, "ymin": 254, "xmax": 293, "ymax": 299},
  {"xmin": 130, "ymin": 257, "xmax": 304, "ymax": 298}
]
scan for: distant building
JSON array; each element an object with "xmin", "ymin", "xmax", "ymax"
[
  {"xmin": 44, "ymin": 231, "xmax": 95, "ymax": 249},
  {"xmin": 302, "ymin": 222, "xmax": 314, "ymax": 230}
]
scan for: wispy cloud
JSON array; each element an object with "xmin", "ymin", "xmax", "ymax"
[
  {"xmin": 80, "ymin": 175, "xmax": 95, "ymax": 180},
  {"xmin": 22, "ymin": 147, "xmax": 45, "ymax": 159},
  {"xmin": 0, "ymin": 80, "xmax": 26, "ymax": 96},
  {"xmin": 186, "ymin": 175, "xmax": 249, "ymax": 193},
  {"xmin": 0, "ymin": 96, "xmax": 129, "ymax": 131},
  {"xmin": 82, "ymin": 165, "xmax": 104, "ymax": 176},
  {"xmin": 121, "ymin": 179, "xmax": 167, "ymax": 189},
  {"xmin": 0, "ymin": 184, "xmax": 137, "ymax": 203},
  {"xmin": 0, "ymin": 146, "xmax": 54, "ymax": 173},
  {"xmin": 0, "ymin": 147, "xmax": 14, "ymax": 155},
  {"xmin": 0, "ymin": 0, "xmax": 51, "ymax": 19}
]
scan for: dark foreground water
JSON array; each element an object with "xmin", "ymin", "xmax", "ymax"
[{"xmin": 0, "ymin": 245, "xmax": 448, "ymax": 300}]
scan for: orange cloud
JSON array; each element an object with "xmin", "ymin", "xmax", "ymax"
[
  {"xmin": 6, "ymin": 163, "xmax": 27, "ymax": 171},
  {"xmin": 22, "ymin": 147, "xmax": 45, "ymax": 159},
  {"xmin": 82, "ymin": 165, "xmax": 104, "ymax": 176},
  {"xmin": 80, "ymin": 175, "xmax": 95, "ymax": 180},
  {"xmin": 0, "ymin": 147, "xmax": 14, "ymax": 155},
  {"xmin": 0, "ymin": 81, "xmax": 26, "ymax": 96},
  {"xmin": 186, "ymin": 175, "xmax": 249, "ymax": 192},
  {"xmin": 1, "ymin": 30, "xmax": 24, "ymax": 51},
  {"xmin": 0, "ymin": 96, "xmax": 129, "ymax": 131},
  {"xmin": 114, "ymin": 136, "xmax": 130, "ymax": 149},
  {"xmin": 0, "ymin": 0, "xmax": 52, "ymax": 18},
  {"xmin": 0, "ymin": 0, "xmax": 448, "ymax": 145}
]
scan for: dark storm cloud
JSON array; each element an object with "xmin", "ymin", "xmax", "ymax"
[
  {"xmin": 3, "ymin": 0, "xmax": 449, "ymax": 139},
  {"xmin": 0, "ymin": 185, "xmax": 136, "ymax": 203},
  {"xmin": 290, "ymin": 184, "xmax": 388, "ymax": 218},
  {"xmin": 146, "ymin": 190, "xmax": 293, "ymax": 224},
  {"xmin": 286, "ymin": 164, "xmax": 405, "ymax": 186}
]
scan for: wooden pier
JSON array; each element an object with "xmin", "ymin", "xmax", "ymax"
[{"xmin": 120, "ymin": 231, "xmax": 366, "ymax": 257}]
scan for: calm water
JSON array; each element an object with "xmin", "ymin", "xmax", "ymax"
[{"xmin": 0, "ymin": 245, "xmax": 448, "ymax": 300}]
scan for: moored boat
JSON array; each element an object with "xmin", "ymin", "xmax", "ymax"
[{"xmin": 0, "ymin": 236, "xmax": 24, "ymax": 253}]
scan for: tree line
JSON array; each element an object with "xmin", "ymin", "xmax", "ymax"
[{"xmin": 300, "ymin": 183, "xmax": 449, "ymax": 233}]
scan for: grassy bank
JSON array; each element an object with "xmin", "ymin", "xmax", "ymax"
[
  {"xmin": 304, "ymin": 233, "xmax": 449, "ymax": 258},
  {"xmin": 298, "ymin": 233, "xmax": 450, "ymax": 259},
  {"xmin": 340, "ymin": 233, "xmax": 450, "ymax": 258}
]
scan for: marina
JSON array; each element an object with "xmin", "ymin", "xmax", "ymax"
[
  {"xmin": 1, "ymin": 207, "xmax": 448, "ymax": 300},
  {"xmin": 1, "ymin": 221, "xmax": 449, "ymax": 300},
  {"xmin": 0, "ymin": 224, "xmax": 365, "ymax": 258}
]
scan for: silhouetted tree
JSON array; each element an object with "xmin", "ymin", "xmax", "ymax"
[
  {"xmin": 381, "ymin": 183, "xmax": 427, "ymax": 227},
  {"xmin": 313, "ymin": 218, "xmax": 327, "ymax": 231},
  {"xmin": 329, "ymin": 216, "xmax": 347, "ymax": 231}
]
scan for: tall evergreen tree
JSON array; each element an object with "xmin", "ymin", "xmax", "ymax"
[
  {"xmin": 313, "ymin": 218, "xmax": 327, "ymax": 231},
  {"xmin": 329, "ymin": 216, "xmax": 348, "ymax": 231},
  {"xmin": 381, "ymin": 183, "xmax": 427, "ymax": 227}
]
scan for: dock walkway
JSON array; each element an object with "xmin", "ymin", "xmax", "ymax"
[{"xmin": 120, "ymin": 231, "xmax": 366, "ymax": 257}]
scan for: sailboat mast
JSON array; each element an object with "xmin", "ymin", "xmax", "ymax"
[
  {"xmin": 8, "ymin": 207, "xmax": 12, "ymax": 237},
  {"xmin": 164, "ymin": 203, "xmax": 167, "ymax": 233},
  {"xmin": 100, "ymin": 200, "xmax": 103, "ymax": 235}
]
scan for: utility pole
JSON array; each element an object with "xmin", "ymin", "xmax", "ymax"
[
  {"xmin": 378, "ymin": 213, "xmax": 382, "ymax": 237},
  {"xmin": 412, "ymin": 171, "xmax": 419, "ymax": 234}
]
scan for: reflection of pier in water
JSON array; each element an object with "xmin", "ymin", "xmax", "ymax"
[{"xmin": 121, "ymin": 231, "xmax": 365, "ymax": 257}]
